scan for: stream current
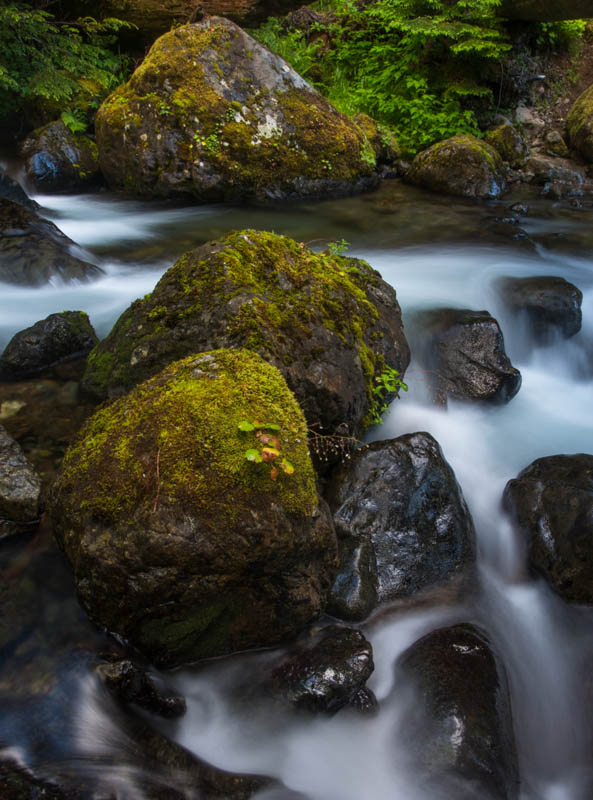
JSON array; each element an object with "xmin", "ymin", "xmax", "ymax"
[{"xmin": 1, "ymin": 177, "xmax": 593, "ymax": 800}]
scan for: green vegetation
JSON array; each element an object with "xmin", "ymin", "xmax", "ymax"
[
  {"xmin": 0, "ymin": 3, "xmax": 133, "ymax": 129},
  {"xmin": 369, "ymin": 364, "xmax": 408, "ymax": 424}
]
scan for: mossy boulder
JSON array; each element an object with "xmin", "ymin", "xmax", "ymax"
[
  {"xmin": 95, "ymin": 18, "xmax": 381, "ymax": 202},
  {"xmin": 485, "ymin": 124, "xmax": 529, "ymax": 169},
  {"xmin": 567, "ymin": 84, "xmax": 593, "ymax": 162},
  {"xmin": 405, "ymin": 134, "xmax": 507, "ymax": 199},
  {"xmin": 51, "ymin": 349, "xmax": 337, "ymax": 667},
  {"xmin": 20, "ymin": 121, "xmax": 100, "ymax": 193},
  {"xmin": 81, "ymin": 230, "xmax": 409, "ymax": 440}
]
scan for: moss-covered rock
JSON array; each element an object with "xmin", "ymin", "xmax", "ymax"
[
  {"xmin": 405, "ymin": 134, "xmax": 507, "ymax": 199},
  {"xmin": 52, "ymin": 349, "xmax": 337, "ymax": 666},
  {"xmin": 20, "ymin": 121, "xmax": 100, "ymax": 194},
  {"xmin": 567, "ymin": 84, "xmax": 593, "ymax": 162},
  {"xmin": 485, "ymin": 123, "xmax": 529, "ymax": 169},
  {"xmin": 95, "ymin": 18, "xmax": 381, "ymax": 202},
  {"xmin": 81, "ymin": 229, "xmax": 409, "ymax": 440}
]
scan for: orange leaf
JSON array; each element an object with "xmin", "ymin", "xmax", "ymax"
[
  {"xmin": 270, "ymin": 466, "xmax": 279, "ymax": 481},
  {"xmin": 261, "ymin": 447, "xmax": 280, "ymax": 463}
]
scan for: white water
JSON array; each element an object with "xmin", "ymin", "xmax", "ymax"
[{"xmin": 4, "ymin": 185, "xmax": 593, "ymax": 798}]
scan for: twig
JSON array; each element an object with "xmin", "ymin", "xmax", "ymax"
[{"xmin": 152, "ymin": 446, "xmax": 161, "ymax": 513}]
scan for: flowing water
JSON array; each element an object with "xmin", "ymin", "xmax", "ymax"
[{"xmin": 2, "ymin": 176, "xmax": 593, "ymax": 799}]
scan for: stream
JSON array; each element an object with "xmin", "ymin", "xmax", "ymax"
[{"xmin": 1, "ymin": 176, "xmax": 593, "ymax": 799}]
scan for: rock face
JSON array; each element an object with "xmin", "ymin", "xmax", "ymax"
[
  {"xmin": 503, "ymin": 454, "xmax": 593, "ymax": 604},
  {"xmin": 264, "ymin": 626, "xmax": 375, "ymax": 714},
  {"xmin": 496, "ymin": 276, "xmax": 582, "ymax": 341},
  {"xmin": 0, "ymin": 199, "xmax": 103, "ymax": 286},
  {"xmin": 0, "ymin": 311, "xmax": 98, "ymax": 379},
  {"xmin": 500, "ymin": 0, "xmax": 593, "ymax": 21},
  {"xmin": 568, "ymin": 85, "xmax": 593, "ymax": 162},
  {"xmin": 52, "ymin": 349, "xmax": 337, "ymax": 667},
  {"xmin": 20, "ymin": 120, "xmax": 101, "ymax": 193},
  {"xmin": 96, "ymin": 19, "xmax": 382, "ymax": 202},
  {"xmin": 325, "ymin": 433, "xmax": 475, "ymax": 618},
  {"xmin": 82, "ymin": 230, "xmax": 409, "ymax": 440},
  {"xmin": 417, "ymin": 308, "xmax": 521, "ymax": 404},
  {"xmin": 0, "ymin": 424, "xmax": 41, "ymax": 523},
  {"xmin": 405, "ymin": 135, "xmax": 507, "ymax": 199},
  {"xmin": 485, "ymin": 124, "xmax": 529, "ymax": 169},
  {"xmin": 0, "ymin": 168, "xmax": 38, "ymax": 211},
  {"xmin": 397, "ymin": 623, "xmax": 519, "ymax": 799}
]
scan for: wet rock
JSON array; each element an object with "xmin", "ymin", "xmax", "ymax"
[
  {"xmin": 20, "ymin": 121, "xmax": 101, "ymax": 193},
  {"xmin": 96, "ymin": 18, "xmax": 382, "ymax": 203},
  {"xmin": 503, "ymin": 454, "xmax": 593, "ymax": 604},
  {"xmin": 326, "ymin": 433, "xmax": 476, "ymax": 612},
  {"xmin": 264, "ymin": 626, "xmax": 374, "ymax": 714},
  {"xmin": 349, "ymin": 685, "xmax": 378, "ymax": 715},
  {"xmin": 0, "ymin": 312, "xmax": 98, "ymax": 380},
  {"xmin": 416, "ymin": 308, "xmax": 521, "ymax": 404},
  {"xmin": 81, "ymin": 230, "xmax": 409, "ymax": 442},
  {"xmin": 495, "ymin": 276, "xmax": 582, "ymax": 341},
  {"xmin": 0, "ymin": 168, "xmax": 37, "ymax": 211},
  {"xmin": 568, "ymin": 83, "xmax": 593, "ymax": 162},
  {"xmin": 485, "ymin": 123, "xmax": 529, "ymax": 169},
  {"xmin": 524, "ymin": 155, "xmax": 584, "ymax": 199},
  {"xmin": 326, "ymin": 535, "xmax": 378, "ymax": 621},
  {"xmin": 96, "ymin": 659, "xmax": 186, "ymax": 718},
  {"xmin": 0, "ymin": 756, "xmax": 86, "ymax": 800},
  {"xmin": 0, "ymin": 199, "xmax": 103, "ymax": 287},
  {"xmin": 397, "ymin": 623, "xmax": 519, "ymax": 799},
  {"xmin": 0, "ymin": 424, "xmax": 41, "ymax": 523},
  {"xmin": 405, "ymin": 134, "xmax": 507, "ymax": 199},
  {"xmin": 52, "ymin": 350, "xmax": 337, "ymax": 667}
]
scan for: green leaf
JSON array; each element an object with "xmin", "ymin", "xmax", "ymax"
[
  {"xmin": 280, "ymin": 459, "xmax": 295, "ymax": 475},
  {"xmin": 238, "ymin": 420, "xmax": 255, "ymax": 432},
  {"xmin": 245, "ymin": 449, "xmax": 262, "ymax": 463}
]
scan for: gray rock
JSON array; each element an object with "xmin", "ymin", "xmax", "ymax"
[
  {"xmin": 0, "ymin": 424, "xmax": 41, "ymax": 522},
  {"xmin": 495, "ymin": 275, "xmax": 582, "ymax": 341},
  {"xmin": 0, "ymin": 167, "xmax": 38, "ymax": 210}
]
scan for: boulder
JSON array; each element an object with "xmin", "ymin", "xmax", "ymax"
[
  {"xmin": 405, "ymin": 134, "xmax": 507, "ymax": 199},
  {"xmin": 396, "ymin": 623, "xmax": 519, "ymax": 799},
  {"xmin": 495, "ymin": 276, "xmax": 582, "ymax": 341},
  {"xmin": 20, "ymin": 120, "xmax": 101, "ymax": 193},
  {"xmin": 96, "ymin": 18, "xmax": 382, "ymax": 202},
  {"xmin": 485, "ymin": 124, "xmax": 529, "ymax": 169},
  {"xmin": 0, "ymin": 167, "xmax": 38, "ymax": 211},
  {"xmin": 0, "ymin": 199, "xmax": 103, "ymax": 286},
  {"xmin": 0, "ymin": 312, "xmax": 98, "ymax": 380},
  {"xmin": 543, "ymin": 129, "xmax": 569, "ymax": 159},
  {"xmin": 325, "ymin": 433, "xmax": 476, "ymax": 616},
  {"xmin": 263, "ymin": 625, "xmax": 375, "ymax": 714},
  {"xmin": 81, "ymin": 230, "xmax": 409, "ymax": 441},
  {"xmin": 568, "ymin": 84, "xmax": 593, "ymax": 162},
  {"xmin": 0, "ymin": 424, "xmax": 41, "ymax": 523},
  {"xmin": 523, "ymin": 155, "xmax": 584, "ymax": 200},
  {"xmin": 416, "ymin": 308, "xmax": 521, "ymax": 404},
  {"xmin": 51, "ymin": 349, "xmax": 338, "ymax": 667},
  {"xmin": 503, "ymin": 454, "xmax": 593, "ymax": 604}
]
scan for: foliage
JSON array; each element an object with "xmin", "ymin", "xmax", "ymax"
[
  {"xmin": 534, "ymin": 19, "xmax": 587, "ymax": 52},
  {"xmin": 251, "ymin": 18, "xmax": 323, "ymax": 79},
  {"xmin": 0, "ymin": 3, "xmax": 134, "ymax": 125},
  {"xmin": 327, "ymin": 238, "xmax": 350, "ymax": 256},
  {"xmin": 369, "ymin": 365, "xmax": 408, "ymax": 425},
  {"xmin": 239, "ymin": 420, "xmax": 295, "ymax": 480}
]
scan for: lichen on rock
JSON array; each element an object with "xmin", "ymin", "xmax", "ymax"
[
  {"xmin": 95, "ymin": 17, "xmax": 381, "ymax": 202},
  {"xmin": 52, "ymin": 349, "xmax": 337, "ymax": 666},
  {"xmin": 567, "ymin": 83, "xmax": 593, "ymax": 162}
]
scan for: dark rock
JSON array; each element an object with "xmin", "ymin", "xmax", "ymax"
[
  {"xmin": 0, "ymin": 756, "xmax": 86, "ymax": 800},
  {"xmin": 326, "ymin": 535, "xmax": 378, "ymax": 621},
  {"xmin": 52, "ymin": 350, "xmax": 338, "ymax": 667},
  {"xmin": 485, "ymin": 123, "xmax": 529, "ymax": 169},
  {"xmin": 96, "ymin": 659, "xmax": 186, "ymax": 718},
  {"xmin": 495, "ymin": 276, "xmax": 582, "ymax": 341},
  {"xmin": 264, "ymin": 626, "xmax": 374, "ymax": 714},
  {"xmin": 543, "ymin": 129, "xmax": 569, "ymax": 158},
  {"xmin": 349, "ymin": 685, "xmax": 379, "ymax": 715},
  {"xmin": 96, "ymin": 18, "xmax": 382, "ymax": 203},
  {"xmin": 406, "ymin": 134, "xmax": 507, "ymax": 199},
  {"xmin": 0, "ymin": 424, "xmax": 41, "ymax": 523},
  {"xmin": 397, "ymin": 623, "xmax": 519, "ymax": 799},
  {"xmin": 0, "ymin": 199, "xmax": 103, "ymax": 287},
  {"xmin": 20, "ymin": 120, "xmax": 101, "ymax": 193},
  {"xmin": 0, "ymin": 168, "xmax": 38, "ymax": 211},
  {"xmin": 503, "ymin": 454, "xmax": 593, "ymax": 604},
  {"xmin": 416, "ymin": 308, "xmax": 521, "ymax": 404},
  {"xmin": 326, "ymin": 433, "xmax": 476, "ymax": 612},
  {"xmin": 0, "ymin": 312, "xmax": 98, "ymax": 380},
  {"xmin": 81, "ymin": 230, "xmax": 409, "ymax": 442},
  {"xmin": 524, "ymin": 155, "xmax": 584, "ymax": 199}
]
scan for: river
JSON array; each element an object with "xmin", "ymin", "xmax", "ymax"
[{"xmin": 1, "ymin": 177, "xmax": 593, "ymax": 799}]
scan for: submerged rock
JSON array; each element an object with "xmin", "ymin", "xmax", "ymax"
[
  {"xmin": 495, "ymin": 276, "xmax": 582, "ymax": 342},
  {"xmin": 503, "ymin": 454, "xmax": 593, "ymax": 604},
  {"xmin": 396, "ymin": 623, "xmax": 519, "ymax": 799},
  {"xmin": 96, "ymin": 18, "xmax": 382, "ymax": 202},
  {"xmin": 52, "ymin": 350, "xmax": 337, "ymax": 667},
  {"xmin": 416, "ymin": 308, "xmax": 521, "ymax": 404},
  {"xmin": 81, "ymin": 230, "xmax": 409, "ymax": 441},
  {"xmin": 20, "ymin": 121, "xmax": 100, "ymax": 194},
  {"xmin": 0, "ymin": 424, "xmax": 41, "ymax": 523},
  {"xmin": 0, "ymin": 199, "xmax": 102, "ymax": 286},
  {"xmin": 405, "ymin": 134, "xmax": 507, "ymax": 199},
  {"xmin": 0, "ymin": 312, "xmax": 98, "ymax": 380},
  {"xmin": 326, "ymin": 433, "xmax": 475, "ymax": 616}
]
